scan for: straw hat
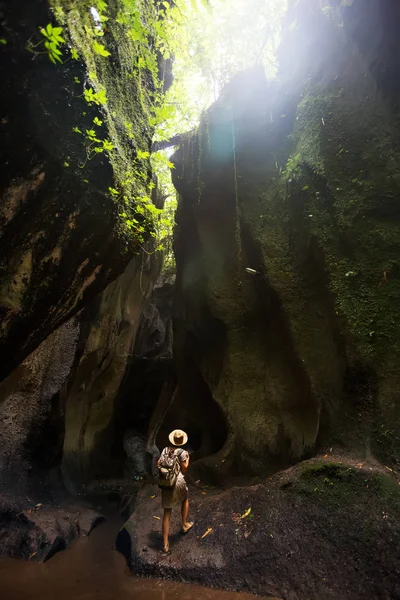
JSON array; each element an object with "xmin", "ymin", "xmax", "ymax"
[{"xmin": 168, "ymin": 429, "xmax": 188, "ymax": 447}]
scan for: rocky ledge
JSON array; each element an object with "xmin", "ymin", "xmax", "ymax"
[
  {"xmin": 0, "ymin": 495, "xmax": 103, "ymax": 562},
  {"xmin": 117, "ymin": 454, "xmax": 400, "ymax": 600}
]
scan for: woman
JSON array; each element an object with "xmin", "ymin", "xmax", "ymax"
[{"xmin": 158, "ymin": 429, "xmax": 194, "ymax": 554}]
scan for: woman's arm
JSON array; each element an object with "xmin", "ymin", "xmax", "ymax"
[{"xmin": 180, "ymin": 453, "xmax": 190, "ymax": 474}]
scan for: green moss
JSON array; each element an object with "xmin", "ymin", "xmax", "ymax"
[
  {"xmin": 50, "ymin": 0, "xmax": 165, "ymax": 249},
  {"xmin": 173, "ymin": 15, "xmax": 400, "ymax": 467},
  {"xmin": 285, "ymin": 70, "xmax": 400, "ymax": 370},
  {"xmin": 292, "ymin": 462, "xmax": 400, "ymax": 511}
]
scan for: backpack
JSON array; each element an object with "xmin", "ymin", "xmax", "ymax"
[{"xmin": 157, "ymin": 447, "xmax": 182, "ymax": 489}]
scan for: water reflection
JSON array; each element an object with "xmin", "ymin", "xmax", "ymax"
[{"xmin": 0, "ymin": 518, "xmax": 277, "ymax": 600}]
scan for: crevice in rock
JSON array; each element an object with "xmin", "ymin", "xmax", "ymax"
[
  {"xmin": 239, "ymin": 219, "xmax": 320, "ymax": 465},
  {"xmin": 156, "ymin": 348, "xmax": 229, "ymax": 462}
]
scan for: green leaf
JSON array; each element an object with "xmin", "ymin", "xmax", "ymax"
[
  {"xmin": 96, "ymin": 89, "xmax": 108, "ymax": 104},
  {"xmin": 70, "ymin": 48, "xmax": 79, "ymax": 60},
  {"xmin": 74, "ymin": 76, "xmax": 81, "ymax": 84},
  {"xmin": 96, "ymin": 0, "xmax": 108, "ymax": 12},
  {"xmin": 93, "ymin": 117, "xmax": 103, "ymax": 126},
  {"xmin": 128, "ymin": 27, "xmax": 145, "ymax": 42},
  {"xmin": 102, "ymin": 139, "xmax": 114, "ymax": 151},
  {"xmin": 146, "ymin": 204, "xmax": 159, "ymax": 214},
  {"xmin": 49, "ymin": 43, "xmax": 62, "ymax": 55},
  {"xmin": 83, "ymin": 87, "xmax": 107, "ymax": 107},
  {"xmin": 84, "ymin": 88, "xmax": 94, "ymax": 100},
  {"xmin": 45, "ymin": 23, "xmax": 53, "ymax": 36},
  {"xmin": 302, "ymin": 185, "xmax": 309, "ymax": 191},
  {"xmin": 137, "ymin": 150, "xmax": 150, "ymax": 159},
  {"xmin": 52, "ymin": 34, "xmax": 65, "ymax": 44},
  {"xmin": 0, "ymin": 39, "xmax": 7, "ymax": 45},
  {"xmin": 93, "ymin": 42, "xmax": 110, "ymax": 57}
]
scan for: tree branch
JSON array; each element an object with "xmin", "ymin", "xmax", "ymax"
[{"xmin": 151, "ymin": 134, "xmax": 183, "ymax": 152}]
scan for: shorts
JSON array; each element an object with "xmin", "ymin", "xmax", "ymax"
[{"xmin": 161, "ymin": 473, "xmax": 188, "ymax": 509}]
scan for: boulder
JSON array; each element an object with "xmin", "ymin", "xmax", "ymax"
[
  {"xmin": 0, "ymin": 498, "xmax": 103, "ymax": 561},
  {"xmin": 117, "ymin": 456, "xmax": 400, "ymax": 600}
]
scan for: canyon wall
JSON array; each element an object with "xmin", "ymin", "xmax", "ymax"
[{"xmin": 171, "ymin": 0, "xmax": 400, "ymax": 478}]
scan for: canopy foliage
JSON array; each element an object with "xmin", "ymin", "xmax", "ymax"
[{"xmin": 32, "ymin": 0, "xmax": 287, "ymax": 264}]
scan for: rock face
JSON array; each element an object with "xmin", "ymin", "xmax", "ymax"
[
  {"xmin": 0, "ymin": 317, "xmax": 105, "ymax": 560},
  {"xmin": 0, "ymin": 251, "xmax": 167, "ymax": 557},
  {"xmin": 171, "ymin": 0, "xmax": 400, "ymax": 478},
  {"xmin": 115, "ymin": 272, "xmax": 177, "ymax": 473},
  {"xmin": 118, "ymin": 456, "xmax": 400, "ymax": 600},
  {"xmin": 0, "ymin": 0, "xmax": 162, "ymax": 381},
  {"xmin": 0, "ymin": 502, "xmax": 103, "ymax": 562},
  {"xmin": 0, "ymin": 319, "xmax": 79, "ymax": 497},
  {"xmin": 61, "ymin": 254, "xmax": 161, "ymax": 491},
  {"xmin": 0, "ymin": 0, "xmax": 170, "ymax": 558},
  {"xmin": 2, "ymin": 5, "xmax": 400, "ymax": 600}
]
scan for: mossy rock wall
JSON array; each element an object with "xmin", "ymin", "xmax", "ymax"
[
  {"xmin": 172, "ymin": 0, "xmax": 400, "ymax": 476},
  {"xmin": 0, "ymin": 0, "xmax": 162, "ymax": 382}
]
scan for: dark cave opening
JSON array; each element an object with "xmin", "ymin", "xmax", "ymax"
[
  {"xmin": 110, "ymin": 358, "xmax": 174, "ymax": 476},
  {"xmin": 111, "ymin": 353, "xmax": 228, "ymax": 478},
  {"xmin": 155, "ymin": 355, "xmax": 229, "ymax": 462}
]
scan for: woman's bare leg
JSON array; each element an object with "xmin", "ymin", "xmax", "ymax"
[
  {"xmin": 162, "ymin": 508, "xmax": 172, "ymax": 551},
  {"xmin": 181, "ymin": 497, "xmax": 193, "ymax": 532}
]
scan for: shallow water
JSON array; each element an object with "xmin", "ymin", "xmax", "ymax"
[{"xmin": 0, "ymin": 517, "xmax": 276, "ymax": 600}]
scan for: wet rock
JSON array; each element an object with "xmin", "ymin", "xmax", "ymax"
[
  {"xmin": 0, "ymin": 497, "xmax": 103, "ymax": 561},
  {"xmin": 123, "ymin": 431, "xmax": 150, "ymax": 480},
  {"xmin": 0, "ymin": 317, "xmax": 103, "ymax": 561},
  {"xmin": 117, "ymin": 457, "xmax": 400, "ymax": 600},
  {"xmin": 0, "ymin": 318, "xmax": 80, "ymax": 496}
]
